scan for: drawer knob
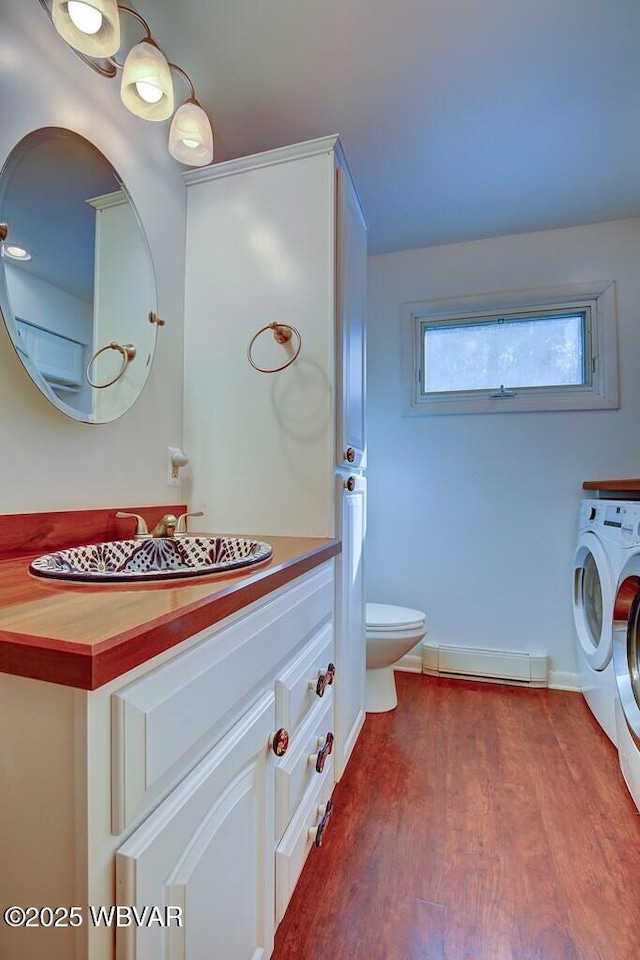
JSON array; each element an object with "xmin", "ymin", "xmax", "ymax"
[
  {"xmin": 308, "ymin": 798, "xmax": 333, "ymax": 847},
  {"xmin": 270, "ymin": 728, "xmax": 290, "ymax": 757},
  {"xmin": 314, "ymin": 662, "xmax": 335, "ymax": 698},
  {"xmin": 310, "ymin": 732, "xmax": 334, "ymax": 773},
  {"xmin": 344, "ymin": 446, "xmax": 356, "ymax": 463},
  {"xmin": 344, "ymin": 476, "xmax": 356, "ymax": 492}
]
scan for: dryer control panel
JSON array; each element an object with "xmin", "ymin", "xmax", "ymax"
[{"xmin": 603, "ymin": 504, "xmax": 624, "ymax": 529}]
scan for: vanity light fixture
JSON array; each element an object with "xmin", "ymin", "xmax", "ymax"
[
  {"xmin": 42, "ymin": 1, "xmax": 214, "ymax": 167},
  {"xmin": 51, "ymin": 0, "xmax": 120, "ymax": 58},
  {"xmin": 168, "ymin": 66, "xmax": 214, "ymax": 166},
  {"xmin": 121, "ymin": 36, "xmax": 174, "ymax": 121}
]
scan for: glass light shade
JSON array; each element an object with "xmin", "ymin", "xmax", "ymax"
[
  {"xmin": 51, "ymin": 0, "xmax": 120, "ymax": 58},
  {"xmin": 168, "ymin": 101, "xmax": 214, "ymax": 166},
  {"xmin": 121, "ymin": 40, "xmax": 174, "ymax": 121}
]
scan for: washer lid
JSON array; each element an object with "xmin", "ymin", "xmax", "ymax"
[{"xmin": 366, "ymin": 603, "xmax": 425, "ymax": 630}]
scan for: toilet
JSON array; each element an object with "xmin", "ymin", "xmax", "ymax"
[{"xmin": 365, "ymin": 603, "xmax": 427, "ymax": 713}]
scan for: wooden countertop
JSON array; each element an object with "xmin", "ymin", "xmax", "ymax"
[
  {"xmin": 0, "ymin": 535, "xmax": 340, "ymax": 691},
  {"xmin": 583, "ymin": 479, "xmax": 640, "ymax": 491}
]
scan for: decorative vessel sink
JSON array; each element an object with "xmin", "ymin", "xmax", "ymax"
[{"xmin": 29, "ymin": 537, "xmax": 273, "ymax": 583}]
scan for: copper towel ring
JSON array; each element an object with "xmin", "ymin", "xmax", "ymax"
[
  {"xmin": 247, "ymin": 321, "xmax": 302, "ymax": 373},
  {"xmin": 86, "ymin": 341, "xmax": 137, "ymax": 389}
]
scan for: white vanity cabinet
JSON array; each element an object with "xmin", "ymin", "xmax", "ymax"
[
  {"xmin": 0, "ymin": 559, "xmax": 336, "ymax": 960},
  {"xmin": 183, "ymin": 134, "xmax": 368, "ymax": 784},
  {"xmin": 113, "ymin": 561, "xmax": 336, "ymax": 960}
]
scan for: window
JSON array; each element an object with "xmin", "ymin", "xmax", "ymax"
[{"xmin": 403, "ymin": 282, "xmax": 618, "ymax": 415}]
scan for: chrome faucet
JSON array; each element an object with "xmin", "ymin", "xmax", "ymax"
[{"xmin": 151, "ymin": 514, "xmax": 178, "ymax": 538}]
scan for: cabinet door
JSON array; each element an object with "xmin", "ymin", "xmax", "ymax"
[
  {"xmin": 184, "ymin": 152, "xmax": 335, "ymax": 537},
  {"xmin": 333, "ymin": 473, "xmax": 366, "ymax": 778},
  {"xmin": 116, "ymin": 693, "xmax": 276, "ymax": 960},
  {"xmin": 336, "ymin": 164, "xmax": 367, "ymax": 470}
]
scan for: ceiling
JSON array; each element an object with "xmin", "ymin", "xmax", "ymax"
[
  {"xmin": 133, "ymin": 2, "xmax": 640, "ymax": 253},
  {"xmin": 2, "ymin": 128, "xmax": 119, "ymax": 302}
]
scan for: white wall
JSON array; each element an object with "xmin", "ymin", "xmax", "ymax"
[
  {"xmin": 0, "ymin": 2, "xmax": 186, "ymax": 513},
  {"xmin": 366, "ymin": 218, "xmax": 640, "ymax": 684}
]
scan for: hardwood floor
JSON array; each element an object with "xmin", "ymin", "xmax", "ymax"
[{"xmin": 272, "ymin": 673, "xmax": 640, "ymax": 960}]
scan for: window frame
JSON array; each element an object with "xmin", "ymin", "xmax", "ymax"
[{"xmin": 402, "ymin": 282, "xmax": 619, "ymax": 416}]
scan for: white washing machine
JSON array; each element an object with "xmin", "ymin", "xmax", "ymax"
[
  {"xmin": 572, "ymin": 499, "xmax": 627, "ymax": 744},
  {"xmin": 611, "ymin": 502, "xmax": 640, "ymax": 811}
]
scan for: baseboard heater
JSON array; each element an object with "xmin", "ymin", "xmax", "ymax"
[{"xmin": 422, "ymin": 643, "xmax": 548, "ymax": 688}]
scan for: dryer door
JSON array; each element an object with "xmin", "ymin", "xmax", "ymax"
[
  {"xmin": 573, "ymin": 531, "xmax": 615, "ymax": 671},
  {"xmin": 613, "ymin": 561, "xmax": 640, "ymax": 741}
]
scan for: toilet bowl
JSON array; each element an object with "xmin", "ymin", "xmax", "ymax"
[{"xmin": 365, "ymin": 603, "xmax": 427, "ymax": 713}]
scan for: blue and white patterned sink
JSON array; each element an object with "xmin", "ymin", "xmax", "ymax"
[{"xmin": 30, "ymin": 536, "xmax": 273, "ymax": 583}]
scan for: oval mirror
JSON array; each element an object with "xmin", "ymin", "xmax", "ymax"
[{"xmin": 0, "ymin": 127, "xmax": 158, "ymax": 423}]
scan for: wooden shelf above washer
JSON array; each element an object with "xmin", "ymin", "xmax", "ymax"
[{"xmin": 583, "ymin": 479, "xmax": 640, "ymax": 491}]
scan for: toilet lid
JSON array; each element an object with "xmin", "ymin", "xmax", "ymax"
[{"xmin": 366, "ymin": 603, "xmax": 425, "ymax": 630}]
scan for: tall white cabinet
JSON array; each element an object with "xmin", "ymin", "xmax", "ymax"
[
  {"xmin": 183, "ymin": 136, "xmax": 367, "ymax": 780},
  {"xmin": 90, "ymin": 190, "xmax": 156, "ymax": 421}
]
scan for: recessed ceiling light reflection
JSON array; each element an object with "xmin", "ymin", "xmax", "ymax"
[{"xmin": 2, "ymin": 243, "xmax": 32, "ymax": 261}]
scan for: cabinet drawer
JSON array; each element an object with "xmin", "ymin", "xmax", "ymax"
[
  {"xmin": 276, "ymin": 693, "xmax": 333, "ymax": 839},
  {"xmin": 112, "ymin": 563, "xmax": 333, "ymax": 833},
  {"xmin": 276, "ymin": 623, "xmax": 334, "ymax": 737},
  {"xmin": 275, "ymin": 760, "xmax": 334, "ymax": 924}
]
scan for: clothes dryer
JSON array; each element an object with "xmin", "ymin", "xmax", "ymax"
[
  {"xmin": 611, "ymin": 501, "xmax": 640, "ymax": 810},
  {"xmin": 572, "ymin": 499, "xmax": 626, "ymax": 744}
]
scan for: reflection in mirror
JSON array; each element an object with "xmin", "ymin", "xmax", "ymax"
[{"xmin": 0, "ymin": 127, "xmax": 158, "ymax": 423}]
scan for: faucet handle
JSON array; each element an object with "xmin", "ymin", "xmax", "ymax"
[
  {"xmin": 116, "ymin": 512, "xmax": 149, "ymax": 538},
  {"xmin": 176, "ymin": 510, "xmax": 205, "ymax": 535}
]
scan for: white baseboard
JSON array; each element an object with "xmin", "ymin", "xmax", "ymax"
[
  {"xmin": 394, "ymin": 644, "xmax": 581, "ymax": 693},
  {"xmin": 421, "ymin": 642, "xmax": 549, "ymax": 688},
  {"xmin": 548, "ymin": 671, "xmax": 581, "ymax": 691},
  {"xmin": 394, "ymin": 654, "xmax": 423, "ymax": 674}
]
